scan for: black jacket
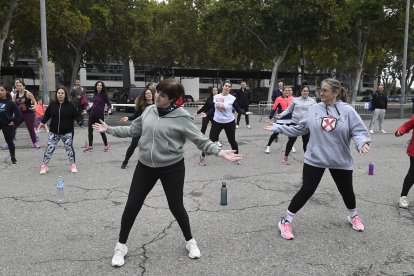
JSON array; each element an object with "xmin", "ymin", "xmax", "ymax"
[
  {"xmin": 235, "ymin": 88, "xmax": 251, "ymax": 106},
  {"xmin": 196, "ymin": 95, "xmax": 214, "ymax": 114},
  {"xmin": 41, "ymin": 101, "xmax": 83, "ymax": 134},
  {"xmin": 372, "ymin": 92, "xmax": 388, "ymax": 110},
  {"xmin": 0, "ymin": 96, "xmax": 22, "ymax": 125}
]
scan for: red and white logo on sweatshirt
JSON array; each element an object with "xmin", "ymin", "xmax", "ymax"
[{"xmin": 321, "ymin": 115, "xmax": 337, "ymax": 132}]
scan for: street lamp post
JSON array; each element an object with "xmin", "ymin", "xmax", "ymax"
[
  {"xmin": 400, "ymin": 0, "xmax": 410, "ymax": 118},
  {"xmin": 40, "ymin": 0, "xmax": 49, "ymax": 104}
]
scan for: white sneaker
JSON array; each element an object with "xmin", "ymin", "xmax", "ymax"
[
  {"xmin": 236, "ymin": 125, "xmax": 239, "ymax": 129},
  {"xmin": 112, "ymin": 242, "xmax": 128, "ymax": 267},
  {"xmin": 291, "ymin": 146, "xmax": 296, "ymax": 153},
  {"xmin": 399, "ymin": 196, "xmax": 409, "ymax": 208},
  {"xmin": 380, "ymin": 129, "xmax": 387, "ymax": 134},
  {"xmin": 185, "ymin": 238, "xmax": 201, "ymax": 259},
  {"xmin": 369, "ymin": 129, "xmax": 374, "ymax": 134},
  {"xmin": 247, "ymin": 125, "xmax": 251, "ymax": 129},
  {"xmin": 264, "ymin": 146, "xmax": 270, "ymax": 154}
]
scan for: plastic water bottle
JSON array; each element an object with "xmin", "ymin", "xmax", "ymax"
[
  {"xmin": 368, "ymin": 162, "xmax": 374, "ymax": 175},
  {"xmin": 221, "ymin": 182, "xmax": 227, "ymax": 205},
  {"xmin": 57, "ymin": 176, "xmax": 65, "ymax": 204}
]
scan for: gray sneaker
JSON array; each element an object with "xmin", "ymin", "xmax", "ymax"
[{"xmin": 199, "ymin": 156, "xmax": 207, "ymax": 166}]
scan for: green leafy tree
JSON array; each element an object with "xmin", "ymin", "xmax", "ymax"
[{"xmin": 0, "ymin": 0, "xmax": 18, "ymax": 70}]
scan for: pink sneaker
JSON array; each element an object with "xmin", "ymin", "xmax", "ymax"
[
  {"xmin": 348, "ymin": 215, "xmax": 364, "ymax": 232},
  {"xmin": 40, "ymin": 164, "xmax": 49, "ymax": 175},
  {"xmin": 282, "ymin": 156, "xmax": 289, "ymax": 165},
  {"xmin": 278, "ymin": 219, "xmax": 294, "ymax": 240},
  {"xmin": 33, "ymin": 142, "xmax": 41, "ymax": 149},
  {"xmin": 104, "ymin": 145, "xmax": 109, "ymax": 152},
  {"xmin": 70, "ymin": 163, "xmax": 78, "ymax": 173},
  {"xmin": 83, "ymin": 146, "xmax": 93, "ymax": 152}
]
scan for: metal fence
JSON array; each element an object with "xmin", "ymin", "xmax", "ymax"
[{"xmin": 181, "ymin": 101, "xmax": 414, "ymax": 122}]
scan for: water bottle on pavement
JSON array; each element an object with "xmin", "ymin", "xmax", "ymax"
[
  {"xmin": 368, "ymin": 161, "xmax": 374, "ymax": 175},
  {"xmin": 221, "ymin": 182, "xmax": 227, "ymax": 205},
  {"xmin": 57, "ymin": 176, "xmax": 65, "ymax": 204}
]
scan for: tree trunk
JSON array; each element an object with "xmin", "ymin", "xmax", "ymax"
[
  {"xmin": 0, "ymin": 0, "xmax": 18, "ymax": 69},
  {"xmin": 351, "ymin": 21, "xmax": 369, "ymax": 104},
  {"xmin": 70, "ymin": 50, "xmax": 82, "ymax": 89},
  {"xmin": 267, "ymin": 42, "xmax": 291, "ymax": 102},
  {"xmin": 351, "ymin": 64, "xmax": 363, "ymax": 104}
]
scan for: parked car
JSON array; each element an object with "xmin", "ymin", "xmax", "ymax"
[
  {"xmin": 250, "ymin": 87, "xmax": 269, "ymax": 104},
  {"xmin": 183, "ymin": 95, "xmax": 194, "ymax": 103},
  {"xmin": 360, "ymin": 96, "xmax": 371, "ymax": 102},
  {"xmin": 114, "ymin": 87, "xmax": 145, "ymax": 112}
]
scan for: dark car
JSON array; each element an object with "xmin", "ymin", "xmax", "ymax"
[
  {"xmin": 360, "ymin": 96, "xmax": 371, "ymax": 102},
  {"xmin": 114, "ymin": 87, "xmax": 145, "ymax": 112},
  {"xmin": 183, "ymin": 95, "xmax": 194, "ymax": 103},
  {"xmin": 250, "ymin": 87, "xmax": 269, "ymax": 104}
]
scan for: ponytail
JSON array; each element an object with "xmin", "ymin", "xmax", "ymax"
[{"xmin": 321, "ymin": 78, "xmax": 348, "ymax": 102}]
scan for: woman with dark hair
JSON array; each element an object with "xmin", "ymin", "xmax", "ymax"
[
  {"xmin": 198, "ymin": 80, "xmax": 252, "ymax": 166},
  {"xmin": 13, "ymin": 81, "xmax": 40, "ymax": 148},
  {"xmin": 196, "ymin": 86, "xmax": 218, "ymax": 135},
  {"xmin": 84, "ymin": 81, "xmax": 112, "ymax": 152},
  {"xmin": 275, "ymin": 85, "xmax": 316, "ymax": 164},
  {"xmin": 92, "ymin": 78, "xmax": 242, "ymax": 266},
  {"xmin": 264, "ymin": 78, "xmax": 371, "ymax": 240},
  {"xmin": 119, "ymin": 87, "xmax": 155, "ymax": 169},
  {"xmin": 39, "ymin": 87, "xmax": 83, "ymax": 175},
  {"xmin": 0, "ymin": 83, "xmax": 21, "ymax": 164}
]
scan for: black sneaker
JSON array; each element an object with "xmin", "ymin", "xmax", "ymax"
[
  {"xmin": 11, "ymin": 156, "xmax": 17, "ymax": 164},
  {"xmin": 121, "ymin": 162, "xmax": 128, "ymax": 169}
]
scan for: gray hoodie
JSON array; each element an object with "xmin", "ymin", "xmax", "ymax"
[
  {"xmin": 272, "ymin": 101, "xmax": 370, "ymax": 170},
  {"xmin": 107, "ymin": 105, "xmax": 220, "ymax": 168},
  {"xmin": 278, "ymin": 96, "xmax": 316, "ymax": 124}
]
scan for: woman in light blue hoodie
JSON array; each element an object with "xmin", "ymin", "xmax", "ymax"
[{"xmin": 264, "ymin": 78, "xmax": 371, "ymax": 240}]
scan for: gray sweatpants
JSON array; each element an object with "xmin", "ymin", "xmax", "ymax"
[{"xmin": 369, "ymin": 109, "xmax": 386, "ymax": 131}]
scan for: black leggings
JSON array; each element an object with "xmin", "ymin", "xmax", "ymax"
[
  {"xmin": 88, "ymin": 112, "xmax": 108, "ymax": 147},
  {"xmin": 202, "ymin": 120, "xmax": 238, "ymax": 157},
  {"xmin": 401, "ymin": 156, "xmax": 414, "ymax": 196},
  {"xmin": 267, "ymin": 132, "xmax": 279, "ymax": 146},
  {"xmin": 284, "ymin": 132, "xmax": 310, "ymax": 156},
  {"xmin": 119, "ymin": 159, "xmax": 192, "ymax": 243},
  {"xmin": 123, "ymin": 136, "xmax": 140, "ymax": 163},
  {"xmin": 200, "ymin": 117, "xmax": 211, "ymax": 135},
  {"xmin": 1, "ymin": 124, "xmax": 15, "ymax": 158},
  {"xmin": 236, "ymin": 105, "xmax": 249, "ymax": 125},
  {"xmin": 288, "ymin": 163, "xmax": 356, "ymax": 213}
]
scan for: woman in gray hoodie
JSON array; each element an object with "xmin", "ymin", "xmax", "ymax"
[
  {"xmin": 93, "ymin": 78, "xmax": 242, "ymax": 266},
  {"xmin": 264, "ymin": 78, "xmax": 371, "ymax": 240}
]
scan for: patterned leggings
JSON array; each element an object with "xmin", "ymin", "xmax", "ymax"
[{"xmin": 42, "ymin": 132, "xmax": 75, "ymax": 164}]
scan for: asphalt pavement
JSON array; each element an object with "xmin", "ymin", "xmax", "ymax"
[{"xmin": 0, "ymin": 109, "xmax": 413, "ymax": 276}]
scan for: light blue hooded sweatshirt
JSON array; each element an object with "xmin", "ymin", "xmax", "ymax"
[{"xmin": 272, "ymin": 100, "xmax": 371, "ymax": 170}]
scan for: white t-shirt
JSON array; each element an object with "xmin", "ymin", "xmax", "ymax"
[{"xmin": 213, "ymin": 94, "xmax": 236, "ymax": 123}]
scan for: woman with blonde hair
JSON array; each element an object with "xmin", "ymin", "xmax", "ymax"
[{"xmin": 265, "ymin": 78, "xmax": 371, "ymax": 240}]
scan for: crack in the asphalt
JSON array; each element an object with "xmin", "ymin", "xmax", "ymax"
[{"xmin": 138, "ymin": 220, "xmax": 175, "ymax": 276}]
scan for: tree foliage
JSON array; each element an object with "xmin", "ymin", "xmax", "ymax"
[{"xmin": 1, "ymin": 0, "xmax": 413, "ymax": 97}]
